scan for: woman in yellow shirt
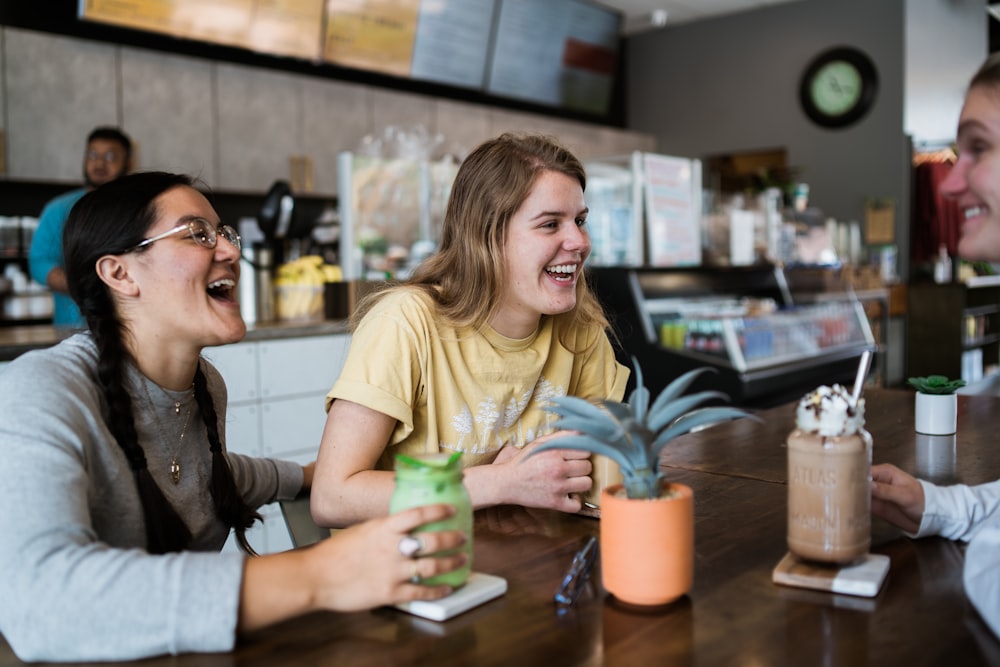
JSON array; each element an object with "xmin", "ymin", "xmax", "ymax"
[{"xmin": 312, "ymin": 133, "xmax": 629, "ymax": 527}]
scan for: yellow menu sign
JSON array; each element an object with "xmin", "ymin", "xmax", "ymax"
[
  {"xmin": 80, "ymin": 0, "xmax": 324, "ymax": 60},
  {"xmin": 322, "ymin": 0, "xmax": 420, "ymax": 77}
]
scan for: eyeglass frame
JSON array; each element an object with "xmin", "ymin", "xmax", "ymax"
[
  {"xmin": 554, "ymin": 535, "xmax": 598, "ymax": 607},
  {"xmin": 125, "ymin": 217, "xmax": 242, "ymax": 254},
  {"xmin": 85, "ymin": 150, "xmax": 125, "ymax": 163}
]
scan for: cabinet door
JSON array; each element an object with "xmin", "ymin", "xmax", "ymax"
[
  {"xmin": 259, "ymin": 395, "xmax": 326, "ymax": 459},
  {"xmin": 224, "ymin": 403, "xmax": 261, "ymax": 457},
  {"xmin": 203, "ymin": 342, "xmax": 259, "ymax": 404},
  {"xmin": 258, "ymin": 335, "xmax": 349, "ymax": 399}
]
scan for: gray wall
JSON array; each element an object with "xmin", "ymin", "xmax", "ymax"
[
  {"xmin": 0, "ymin": 27, "xmax": 655, "ymax": 196},
  {"xmin": 627, "ymin": 0, "xmax": 910, "ymax": 274},
  {"xmin": 904, "ymin": 0, "xmax": 986, "ymax": 145}
]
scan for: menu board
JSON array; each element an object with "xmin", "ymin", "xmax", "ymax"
[
  {"xmin": 409, "ymin": 0, "xmax": 495, "ymax": 88},
  {"xmin": 322, "ymin": 0, "xmax": 420, "ymax": 77},
  {"xmin": 79, "ymin": 0, "xmax": 325, "ymax": 60},
  {"xmin": 486, "ymin": 0, "xmax": 619, "ymax": 115},
  {"xmin": 79, "ymin": 0, "xmax": 622, "ymax": 119}
]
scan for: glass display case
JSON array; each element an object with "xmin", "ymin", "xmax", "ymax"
[
  {"xmin": 647, "ymin": 297, "xmax": 872, "ymax": 373},
  {"xmin": 589, "ymin": 266, "xmax": 879, "ymax": 408}
]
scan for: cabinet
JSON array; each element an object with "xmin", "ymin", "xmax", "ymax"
[
  {"xmin": 907, "ymin": 277, "xmax": 1000, "ymax": 384},
  {"xmin": 203, "ymin": 333, "xmax": 350, "ymax": 554},
  {"xmin": 589, "ymin": 266, "xmax": 878, "ymax": 408}
]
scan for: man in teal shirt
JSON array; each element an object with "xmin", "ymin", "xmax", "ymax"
[{"xmin": 29, "ymin": 126, "xmax": 133, "ymax": 327}]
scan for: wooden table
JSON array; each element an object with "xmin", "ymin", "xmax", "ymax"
[{"xmin": 3, "ymin": 388, "xmax": 999, "ymax": 665}]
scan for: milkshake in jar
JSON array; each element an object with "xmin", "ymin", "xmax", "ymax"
[{"xmin": 787, "ymin": 384, "xmax": 872, "ymax": 564}]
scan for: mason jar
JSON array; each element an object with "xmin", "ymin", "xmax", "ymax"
[
  {"xmin": 786, "ymin": 428, "xmax": 872, "ymax": 564},
  {"xmin": 389, "ymin": 452, "xmax": 472, "ymax": 587}
]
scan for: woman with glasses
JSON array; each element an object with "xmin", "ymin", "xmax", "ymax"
[{"xmin": 0, "ymin": 172, "xmax": 467, "ymax": 662}]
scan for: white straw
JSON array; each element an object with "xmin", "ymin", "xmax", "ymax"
[{"xmin": 851, "ymin": 349, "xmax": 873, "ymax": 404}]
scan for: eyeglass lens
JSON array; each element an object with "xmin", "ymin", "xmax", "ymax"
[
  {"xmin": 188, "ymin": 220, "xmax": 241, "ymax": 251},
  {"xmin": 86, "ymin": 150, "xmax": 121, "ymax": 162}
]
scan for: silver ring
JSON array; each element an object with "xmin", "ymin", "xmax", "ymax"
[
  {"xmin": 409, "ymin": 561, "xmax": 421, "ymax": 585},
  {"xmin": 398, "ymin": 534, "xmax": 423, "ymax": 558}
]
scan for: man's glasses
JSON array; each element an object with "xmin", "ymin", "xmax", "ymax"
[
  {"xmin": 85, "ymin": 150, "xmax": 123, "ymax": 163},
  {"xmin": 126, "ymin": 218, "xmax": 242, "ymax": 254}
]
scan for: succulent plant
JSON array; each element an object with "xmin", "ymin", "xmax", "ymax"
[
  {"xmin": 907, "ymin": 375, "xmax": 966, "ymax": 395},
  {"xmin": 528, "ymin": 359, "xmax": 752, "ymax": 500}
]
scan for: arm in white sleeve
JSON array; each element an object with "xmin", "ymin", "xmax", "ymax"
[
  {"xmin": 917, "ymin": 478, "xmax": 1000, "ymax": 541},
  {"xmin": 964, "ymin": 515, "xmax": 1000, "ymax": 639}
]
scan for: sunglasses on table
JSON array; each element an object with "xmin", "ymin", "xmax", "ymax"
[{"xmin": 125, "ymin": 218, "xmax": 242, "ymax": 253}]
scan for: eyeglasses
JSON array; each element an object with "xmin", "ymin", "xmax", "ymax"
[
  {"xmin": 85, "ymin": 150, "xmax": 123, "ymax": 163},
  {"xmin": 554, "ymin": 535, "xmax": 598, "ymax": 608},
  {"xmin": 127, "ymin": 218, "xmax": 242, "ymax": 253}
]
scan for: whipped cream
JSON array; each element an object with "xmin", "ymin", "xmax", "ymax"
[{"xmin": 795, "ymin": 384, "xmax": 865, "ymax": 437}]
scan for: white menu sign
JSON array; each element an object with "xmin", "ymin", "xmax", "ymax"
[{"xmin": 643, "ymin": 153, "xmax": 702, "ymax": 267}]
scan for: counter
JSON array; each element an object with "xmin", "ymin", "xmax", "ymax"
[{"xmin": 0, "ymin": 319, "xmax": 351, "ymax": 362}]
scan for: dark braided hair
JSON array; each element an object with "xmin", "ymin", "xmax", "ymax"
[{"xmin": 63, "ymin": 171, "xmax": 260, "ymax": 554}]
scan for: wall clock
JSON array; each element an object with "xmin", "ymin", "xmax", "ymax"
[{"xmin": 799, "ymin": 47, "xmax": 878, "ymax": 129}]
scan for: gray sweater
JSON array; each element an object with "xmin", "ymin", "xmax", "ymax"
[{"xmin": 0, "ymin": 334, "xmax": 303, "ymax": 661}]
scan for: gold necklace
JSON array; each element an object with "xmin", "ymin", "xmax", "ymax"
[{"xmin": 139, "ymin": 379, "xmax": 195, "ymax": 485}]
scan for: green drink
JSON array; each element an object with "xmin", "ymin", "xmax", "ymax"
[{"xmin": 389, "ymin": 452, "xmax": 472, "ymax": 587}]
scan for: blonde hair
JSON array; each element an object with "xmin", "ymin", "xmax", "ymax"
[
  {"xmin": 354, "ymin": 133, "xmax": 610, "ymax": 350},
  {"xmin": 970, "ymin": 53, "xmax": 1000, "ymax": 93}
]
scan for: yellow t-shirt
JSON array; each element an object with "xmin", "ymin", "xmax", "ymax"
[{"xmin": 327, "ymin": 288, "xmax": 629, "ymax": 472}]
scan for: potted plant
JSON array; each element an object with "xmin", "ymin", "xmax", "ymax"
[
  {"xmin": 529, "ymin": 359, "xmax": 751, "ymax": 606},
  {"xmin": 909, "ymin": 375, "xmax": 966, "ymax": 435}
]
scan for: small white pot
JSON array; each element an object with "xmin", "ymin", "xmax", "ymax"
[{"xmin": 914, "ymin": 392, "xmax": 958, "ymax": 435}]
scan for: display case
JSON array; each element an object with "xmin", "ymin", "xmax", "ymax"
[{"xmin": 589, "ymin": 266, "xmax": 879, "ymax": 408}]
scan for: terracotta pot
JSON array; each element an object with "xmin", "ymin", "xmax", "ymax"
[{"xmin": 600, "ymin": 482, "xmax": 694, "ymax": 606}]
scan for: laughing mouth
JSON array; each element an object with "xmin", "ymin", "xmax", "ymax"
[
  {"xmin": 207, "ymin": 278, "xmax": 236, "ymax": 301},
  {"xmin": 546, "ymin": 263, "xmax": 578, "ymax": 282},
  {"xmin": 964, "ymin": 206, "xmax": 986, "ymax": 220}
]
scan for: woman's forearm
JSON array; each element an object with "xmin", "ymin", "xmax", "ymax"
[{"xmin": 310, "ymin": 468, "xmax": 398, "ymax": 527}]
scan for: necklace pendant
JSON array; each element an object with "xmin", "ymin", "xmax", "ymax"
[
  {"xmin": 173, "ymin": 402, "xmax": 181, "ymax": 415},
  {"xmin": 170, "ymin": 459, "xmax": 181, "ymax": 484}
]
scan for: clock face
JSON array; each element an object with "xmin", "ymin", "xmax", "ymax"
[
  {"xmin": 809, "ymin": 61, "xmax": 863, "ymax": 116},
  {"xmin": 799, "ymin": 47, "xmax": 878, "ymax": 129}
]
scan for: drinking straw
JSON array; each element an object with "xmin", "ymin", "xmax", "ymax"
[{"xmin": 851, "ymin": 349, "xmax": 873, "ymax": 405}]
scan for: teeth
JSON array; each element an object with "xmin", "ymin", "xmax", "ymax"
[
  {"xmin": 964, "ymin": 206, "xmax": 984, "ymax": 220},
  {"xmin": 208, "ymin": 279, "xmax": 235, "ymax": 290},
  {"xmin": 546, "ymin": 264, "xmax": 577, "ymax": 274}
]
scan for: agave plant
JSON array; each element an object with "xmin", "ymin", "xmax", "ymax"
[{"xmin": 529, "ymin": 359, "xmax": 752, "ymax": 500}]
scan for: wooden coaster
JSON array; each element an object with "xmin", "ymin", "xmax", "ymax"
[{"xmin": 772, "ymin": 552, "xmax": 890, "ymax": 598}]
